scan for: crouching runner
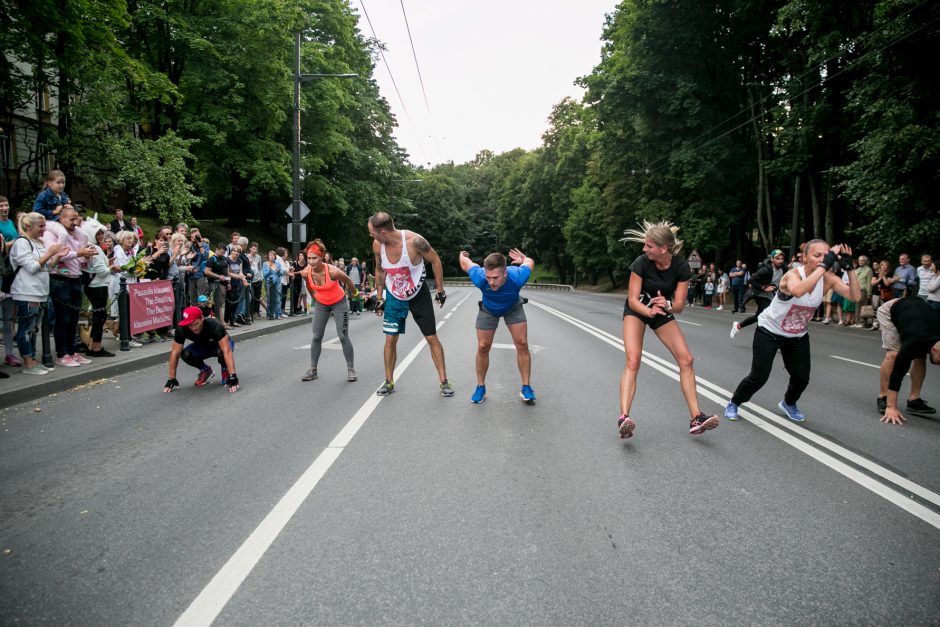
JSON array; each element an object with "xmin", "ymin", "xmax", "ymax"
[{"xmin": 164, "ymin": 306, "xmax": 239, "ymax": 393}]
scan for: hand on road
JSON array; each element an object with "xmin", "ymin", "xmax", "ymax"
[
  {"xmin": 163, "ymin": 378, "xmax": 179, "ymax": 393},
  {"xmin": 880, "ymin": 407, "xmax": 907, "ymax": 425}
]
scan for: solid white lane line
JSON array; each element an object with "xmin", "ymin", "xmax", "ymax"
[
  {"xmin": 529, "ymin": 299, "xmax": 940, "ymax": 528},
  {"xmin": 175, "ymin": 293, "xmax": 472, "ymax": 627},
  {"xmin": 678, "ymin": 319, "xmax": 702, "ymax": 326},
  {"xmin": 831, "ymin": 355, "xmax": 878, "ymax": 369}
]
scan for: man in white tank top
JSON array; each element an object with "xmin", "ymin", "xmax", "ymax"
[{"xmin": 368, "ymin": 212, "xmax": 453, "ymax": 397}]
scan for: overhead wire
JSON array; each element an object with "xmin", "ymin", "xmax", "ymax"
[
  {"xmin": 397, "ymin": 0, "xmax": 444, "ymax": 162},
  {"xmin": 357, "ymin": 0, "xmax": 430, "ymax": 165}
]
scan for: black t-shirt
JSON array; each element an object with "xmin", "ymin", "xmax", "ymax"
[
  {"xmin": 206, "ymin": 255, "xmax": 228, "ymax": 282},
  {"xmin": 889, "ymin": 297, "xmax": 940, "ymax": 391},
  {"xmin": 173, "ymin": 317, "xmax": 228, "ymax": 347},
  {"xmin": 628, "ymin": 254, "xmax": 692, "ymax": 302}
]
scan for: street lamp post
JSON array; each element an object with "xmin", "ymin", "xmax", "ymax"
[{"xmin": 291, "ymin": 32, "xmax": 357, "ymax": 257}]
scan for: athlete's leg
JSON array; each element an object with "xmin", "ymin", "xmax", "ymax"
[
  {"xmin": 620, "ymin": 315, "xmax": 646, "ymax": 416},
  {"xmin": 383, "ymin": 334, "xmax": 398, "ymax": 382},
  {"xmin": 654, "ymin": 321, "xmax": 703, "ymax": 418},
  {"xmin": 740, "ymin": 298, "xmax": 770, "ymax": 329},
  {"xmin": 475, "ymin": 328, "xmax": 496, "ymax": 385},
  {"xmin": 909, "ymin": 357, "xmax": 926, "ymax": 401},
  {"xmin": 879, "ymin": 350, "xmax": 897, "ymax": 397},
  {"xmin": 309, "ymin": 301, "xmax": 331, "ymax": 369},
  {"xmin": 507, "ymin": 321, "xmax": 530, "ymax": 386},
  {"xmin": 424, "ymin": 333, "xmax": 447, "ymax": 382},
  {"xmin": 730, "ymin": 328, "xmax": 780, "ymax": 405},
  {"xmin": 331, "ymin": 302, "xmax": 354, "ymax": 369},
  {"xmin": 779, "ymin": 334, "xmax": 811, "ymax": 406}
]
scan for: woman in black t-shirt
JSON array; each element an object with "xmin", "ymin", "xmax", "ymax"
[{"xmin": 617, "ymin": 221, "xmax": 719, "ymax": 439}]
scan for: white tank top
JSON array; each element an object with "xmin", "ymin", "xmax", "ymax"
[
  {"xmin": 380, "ymin": 229, "xmax": 426, "ymax": 301},
  {"xmin": 758, "ymin": 266, "xmax": 824, "ymax": 338}
]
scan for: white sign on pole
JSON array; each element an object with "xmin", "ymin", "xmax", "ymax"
[
  {"xmin": 284, "ymin": 201, "xmax": 311, "ymax": 222},
  {"xmin": 287, "ymin": 223, "xmax": 307, "ymax": 243},
  {"xmin": 687, "ymin": 249, "xmax": 702, "ymax": 270}
]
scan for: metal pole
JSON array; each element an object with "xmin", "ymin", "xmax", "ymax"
[
  {"xmin": 40, "ymin": 303, "xmax": 53, "ymax": 368},
  {"xmin": 292, "ymin": 32, "xmax": 302, "ymax": 259},
  {"xmin": 118, "ymin": 277, "xmax": 130, "ymax": 352},
  {"xmin": 790, "ymin": 175, "xmax": 801, "ymax": 258}
]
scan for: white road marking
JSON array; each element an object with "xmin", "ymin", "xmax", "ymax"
[
  {"xmin": 292, "ymin": 338, "xmax": 339, "ymax": 350},
  {"xmin": 492, "ymin": 343, "xmax": 543, "ymax": 352},
  {"xmin": 175, "ymin": 293, "xmax": 473, "ymax": 626},
  {"xmin": 678, "ymin": 319, "xmax": 702, "ymax": 326},
  {"xmin": 529, "ymin": 299, "xmax": 940, "ymax": 530},
  {"xmin": 831, "ymin": 355, "xmax": 878, "ymax": 369}
]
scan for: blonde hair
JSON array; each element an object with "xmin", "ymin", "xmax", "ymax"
[
  {"xmin": 18, "ymin": 211, "xmax": 45, "ymax": 235},
  {"xmin": 621, "ymin": 220, "xmax": 684, "ymax": 255}
]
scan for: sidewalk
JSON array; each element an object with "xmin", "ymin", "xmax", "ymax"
[{"xmin": 0, "ymin": 314, "xmax": 310, "ymax": 410}]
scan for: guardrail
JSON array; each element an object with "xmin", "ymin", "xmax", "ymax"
[{"xmin": 442, "ymin": 279, "xmax": 574, "ymax": 292}]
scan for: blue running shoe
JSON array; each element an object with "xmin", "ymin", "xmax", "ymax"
[
  {"xmin": 724, "ymin": 402, "xmax": 739, "ymax": 421},
  {"xmin": 470, "ymin": 384, "xmax": 486, "ymax": 404},
  {"xmin": 778, "ymin": 400, "xmax": 805, "ymax": 422},
  {"xmin": 519, "ymin": 385, "xmax": 536, "ymax": 404}
]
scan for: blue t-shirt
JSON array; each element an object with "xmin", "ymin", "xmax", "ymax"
[
  {"xmin": 729, "ymin": 265, "xmax": 746, "ymax": 286},
  {"xmin": 469, "ymin": 264, "xmax": 531, "ymax": 315},
  {"xmin": 0, "ymin": 219, "xmax": 17, "ymax": 243}
]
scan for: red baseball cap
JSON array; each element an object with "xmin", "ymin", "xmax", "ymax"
[{"xmin": 178, "ymin": 306, "xmax": 204, "ymax": 326}]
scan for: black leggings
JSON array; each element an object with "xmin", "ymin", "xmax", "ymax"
[
  {"xmin": 730, "ymin": 326, "xmax": 811, "ymax": 407},
  {"xmin": 85, "ymin": 285, "xmax": 109, "ymax": 343},
  {"xmin": 739, "ymin": 297, "xmax": 772, "ymax": 329}
]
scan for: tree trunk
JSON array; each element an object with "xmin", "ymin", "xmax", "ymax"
[
  {"xmin": 749, "ymin": 87, "xmax": 769, "ymax": 251},
  {"xmin": 809, "ymin": 172, "xmax": 821, "ymax": 240},
  {"xmin": 825, "ymin": 174, "xmax": 834, "ymax": 243}
]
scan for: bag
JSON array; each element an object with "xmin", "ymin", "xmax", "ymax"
[
  {"xmin": 880, "ymin": 287, "xmax": 893, "ymax": 302},
  {"xmin": 860, "ymin": 305, "xmax": 875, "ymax": 319},
  {"xmin": 1, "ymin": 236, "xmax": 29, "ymax": 293}
]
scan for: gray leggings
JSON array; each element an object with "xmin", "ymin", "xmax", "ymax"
[{"xmin": 311, "ymin": 298, "xmax": 354, "ymax": 369}]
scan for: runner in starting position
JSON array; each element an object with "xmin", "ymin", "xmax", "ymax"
[{"xmin": 163, "ymin": 306, "xmax": 239, "ymax": 393}]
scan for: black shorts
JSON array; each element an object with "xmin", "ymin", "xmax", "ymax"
[
  {"xmin": 383, "ymin": 281, "xmax": 437, "ymax": 337},
  {"xmin": 623, "ymin": 302, "xmax": 675, "ymax": 330}
]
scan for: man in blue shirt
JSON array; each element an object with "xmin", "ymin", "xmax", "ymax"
[
  {"xmin": 459, "ymin": 248, "xmax": 536, "ymax": 404},
  {"xmin": 729, "ymin": 259, "xmax": 747, "ymax": 313},
  {"xmin": 893, "ymin": 253, "xmax": 917, "ymax": 299}
]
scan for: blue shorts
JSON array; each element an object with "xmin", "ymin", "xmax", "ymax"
[{"xmin": 382, "ymin": 282, "xmax": 437, "ymax": 336}]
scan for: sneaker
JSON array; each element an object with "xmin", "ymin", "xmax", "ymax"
[
  {"xmin": 470, "ymin": 384, "xmax": 486, "ymax": 404},
  {"xmin": 195, "ymin": 366, "xmax": 215, "ymax": 386},
  {"xmin": 823, "ymin": 317, "xmax": 831, "ymax": 325},
  {"xmin": 129, "ymin": 339, "xmax": 143, "ymax": 348},
  {"xmin": 4, "ymin": 354, "xmax": 22, "ymax": 367},
  {"xmin": 851, "ymin": 323, "xmax": 865, "ymax": 329},
  {"xmin": 618, "ymin": 415, "xmax": 636, "ymax": 439},
  {"xmin": 347, "ymin": 368, "xmax": 358, "ymax": 382},
  {"xmin": 877, "ymin": 396, "xmax": 887, "ymax": 414},
  {"xmin": 70, "ymin": 353, "xmax": 92, "ymax": 365},
  {"xmin": 220, "ymin": 367, "xmax": 229, "ymax": 385},
  {"xmin": 871, "ymin": 322, "xmax": 879, "ymax": 330},
  {"xmin": 716, "ymin": 305, "xmax": 724, "ymax": 311},
  {"xmin": 301, "ymin": 368, "xmax": 318, "ymax": 381},
  {"xmin": 724, "ymin": 402, "xmax": 739, "ymax": 421},
  {"xmin": 22, "ymin": 364, "xmax": 48, "ymax": 376},
  {"xmin": 778, "ymin": 400, "xmax": 805, "ymax": 422},
  {"xmin": 440, "ymin": 379, "xmax": 455, "ymax": 397},
  {"xmin": 86, "ymin": 349, "xmax": 115, "ymax": 357},
  {"xmin": 906, "ymin": 398, "xmax": 936, "ymax": 415},
  {"xmin": 376, "ymin": 379, "xmax": 395, "ymax": 396},
  {"xmin": 55, "ymin": 355, "xmax": 80, "ymax": 367},
  {"xmin": 730, "ymin": 321, "xmax": 741, "ymax": 339},
  {"xmin": 519, "ymin": 384, "xmax": 536, "ymax": 404},
  {"xmin": 689, "ymin": 412, "xmax": 720, "ymax": 434}
]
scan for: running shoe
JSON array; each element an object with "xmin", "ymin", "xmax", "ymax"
[
  {"xmin": 724, "ymin": 402, "xmax": 739, "ymax": 421},
  {"xmin": 4, "ymin": 354, "xmax": 22, "ymax": 367},
  {"xmin": 877, "ymin": 396, "xmax": 887, "ymax": 414},
  {"xmin": 440, "ymin": 379, "xmax": 455, "ymax": 397},
  {"xmin": 689, "ymin": 412, "xmax": 720, "ymax": 434},
  {"xmin": 729, "ymin": 321, "xmax": 741, "ymax": 339},
  {"xmin": 55, "ymin": 355, "xmax": 80, "ymax": 367},
  {"xmin": 301, "ymin": 368, "xmax": 318, "ymax": 381},
  {"xmin": 470, "ymin": 384, "xmax": 486, "ymax": 403},
  {"xmin": 220, "ymin": 367, "xmax": 229, "ymax": 385},
  {"xmin": 195, "ymin": 366, "xmax": 215, "ymax": 386},
  {"xmin": 70, "ymin": 353, "xmax": 92, "ymax": 365},
  {"xmin": 906, "ymin": 398, "xmax": 936, "ymax": 415},
  {"xmin": 519, "ymin": 385, "xmax": 536, "ymax": 404},
  {"xmin": 716, "ymin": 305, "xmax": 723, "ymax": 310},
  {"xmin": 376, "ymin": 379, "xmax": 395, "ymax": 396},
  {"xmin": 347, "ymin": 368, "xmax": 358, "ymax": 382},
  {"xmin": 618, "ymin": 415, "xmax": 636, "ymax": 439},
  {"xmin": 128, "ymin": 339, "xmax": 143, "ymax": 348},
  {"xmin": 778, "ymin": 400, "xmax": 805, "ymax": 422}
]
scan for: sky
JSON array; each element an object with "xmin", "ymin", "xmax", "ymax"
[{"xmin": 352, "ymin": 0, "xmax": 619, "ymax": 167}]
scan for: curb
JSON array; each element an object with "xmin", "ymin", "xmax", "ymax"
[{"xmin": 0, "ymin": 315, "xmax": 310, "ymax": 410}]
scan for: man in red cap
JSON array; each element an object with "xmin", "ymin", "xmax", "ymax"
[{"xmin": 163, "ymin": 306, "xmax": 240, "ymax": 393}]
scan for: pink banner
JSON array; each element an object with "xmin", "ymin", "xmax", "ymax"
[{"xmin": 128, "ymin": 280, "xmax": 175, "ymax": 334}]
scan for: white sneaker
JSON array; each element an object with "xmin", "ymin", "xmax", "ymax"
[
  {"xmin": 851, "ymin": 323, "xmax": 864, "ymax": 328},
  {"xmin": 730, "ymin": 321, "xmax": 742, "ymax": 339},
  {"xmin": 717, "ymin": 305, "xmax": 724, "ymax": 311},
  {"xmin": 22, "ymin": 365, "xmax": 48, "ymax": 376},
  {"xmin": 823, "ymin": 317, "xmax": 831, "ymax": 324}
]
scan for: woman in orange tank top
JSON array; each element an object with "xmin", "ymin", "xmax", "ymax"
[{"xmin": 300, "ymin": 239, "xmax": 359, "ymax": 383}]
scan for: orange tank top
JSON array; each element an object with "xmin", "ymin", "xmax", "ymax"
[{"xmin": 305, "ymin": 265, "xmax": 345, "ymax": 305}]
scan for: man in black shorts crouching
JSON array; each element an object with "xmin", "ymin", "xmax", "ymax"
[{"xmin": 164, "ymin": 306, "xmax": 240, "ymax": 393}]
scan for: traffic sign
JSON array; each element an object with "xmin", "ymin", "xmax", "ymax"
[
  {"xmin": 284, "ymin": 201, "xmax": 311, "ymax": 222},
  {"xmin": 287, "ymin": 222, "xmax": 307, "ymax": 243},
  {"xmin": 688, "ymin": 249, "xmax": 702, "ymax": 270}
]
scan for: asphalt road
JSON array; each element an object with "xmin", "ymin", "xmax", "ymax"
[{"xmin": 1, "ymin": 288, "xmax": 938, "ymax": 625}]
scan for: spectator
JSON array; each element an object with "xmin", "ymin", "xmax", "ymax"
[
  {"xmin": 247, "ymin": 242, "xmax": 264, "ymax": 320},
  {"xmin": 187, "ymin": 230, "xmax": 210, "ymax": 306},
  {"xmin": 0, "ymin": 196, "xmax": 18, "ymax": 250},
  {"xmin": 235, "ymin": 237, "xmax": 253, "ymax": 324},
  {"xmin": 917, "ymin": 254, "xmax": 935, "ymax": 301},
  {"xmin": 853, "ymin": 256, "xmax": 874, "ymax": 328},
  {"xmin": 204, "ymin": 243, "xmax": 229, "ymax": 320},
  {"xmin": 927, "ymin": 262, "xmax": 940, "ymax": 313},
  {"xmin": 176, "ymin": 222, "xmax": 189, "ymax": 237},
  {"xmin": 43, "ymin": 208, "xmax": 97, "ymax": 366},
  {"xmin": 262, "ymin": 250, "xmax": 285, "ymax": 319},
  {"xmin": 278, "ymin": 247, "xmax": 292, "ymax": 314},
  {"xmin": 703, "ymin": 274, "xmax": 715, "ymax": 308},
  {"xmin": 728, "ymin": 260, "xmax": 746, "ymax": 313},
  {"xmin": 893, "ymin": 253, "xmax": 916, "ymax": 298},
  {"xmin": 223, "ymin": 245, "xmax": 246, "ymax": 329},
  {"xmin": 225, "ymin": 231, "xmax": 240, "ymax": 255},
  {"xmin": 346, "ymin": 257, "xmax": 366, "ymax": 314},
  {"xmin": 871, "ymin": 259, "xmax": 895, "ymax": 331},
  {"xmin": 109, "ymin": 209, "xmax": 128, "ymax": 234},
  {"xmin": 129, "ymin": 216, "xmax": 144, "ymax": 243},
  {"xmin": 291, "ymin": 251, "xmax": 307, "ymax": 316},
  {"xmin": 32, "ymin": 170, "xmax": 72, "ymax": 222},
  {"xmin": 83, "ymin": 228, "xmax": 116, "ymax": 357},
  {"xmin": 11, "ymin": 212, "xmax": 65, "ymax": 374},
  {"xmin": 716, "ymin": 269, "xmax": 729, "ymax": 310},
  {"xmin": 108, "ymin": 230, "xmax": 143, "ymax": 349},
  {"xmin": 0, "ymin": 197, "xmax": 18, "ymax": 367}
]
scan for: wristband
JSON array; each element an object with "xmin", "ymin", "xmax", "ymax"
[
  {"xmin": 821, "ymin": 251, "xmax": 838, "ymax": 271},
  {"xmin": 165, "ymin": 378, "xmax": 179, "ymax": 390},
  {"xmin": 227, "ymin": 374, "xmax": 239, "ymax": 388}
]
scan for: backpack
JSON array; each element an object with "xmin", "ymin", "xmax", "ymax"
[{"xmin": 1, "ymin": 236, "xmax": 30, "ymax": 293}]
